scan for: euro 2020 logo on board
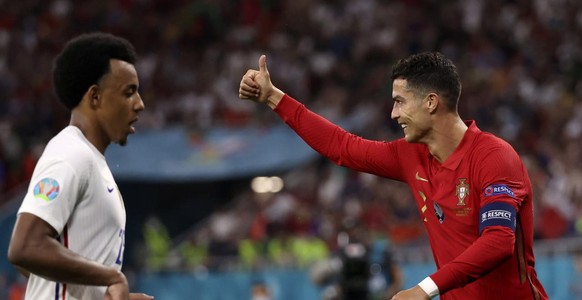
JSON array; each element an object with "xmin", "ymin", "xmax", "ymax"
[{"xmin": 33, "ymin": 178, "xmax": 60, "ymax": 202}]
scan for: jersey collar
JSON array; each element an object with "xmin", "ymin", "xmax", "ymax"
[{"xmin": 440, "ymin": 120, "xmax": 480, "ymax": 170}]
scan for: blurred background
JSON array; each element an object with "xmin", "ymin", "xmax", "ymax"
[{"xmin": 1, "ymin": 0, "xmax": 582, "ymax": 299}]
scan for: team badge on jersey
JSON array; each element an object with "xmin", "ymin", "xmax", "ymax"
[
  {"xmin": 33, "ymin": 177, "xmax": 60, "ymax": 202},
  {"xmin": 456, "ymin": 178, "xmax": 469, "ymax": 206},
  {"xmin": 434, "ymin": 202, "xmax": 445, "ymax": 223}
]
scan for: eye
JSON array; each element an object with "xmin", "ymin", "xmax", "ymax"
[{"xmin": 125, "ymin": 87, "xmax": 137, "ymax": 97}]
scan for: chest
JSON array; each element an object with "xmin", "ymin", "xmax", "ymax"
[
  {"xmin": 75, "ymin": 164, "xmax": 126, "ymax": 227},
  {"xmin": 411, "ymin": 161, "xmax": 480, "ymax": 231},
  {"xmin": 97, "ymin": 174, "xmax": 125, "ymax": 223}
]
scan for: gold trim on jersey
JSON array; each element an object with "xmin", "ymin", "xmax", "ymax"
[{"xmin": 418, "ymin": 191, "xmax": 428, "ymax": 222}]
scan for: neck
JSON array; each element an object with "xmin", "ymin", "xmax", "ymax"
[
  {"xmin": 424, "ymin": 115, "xmax": 467, "ymax": 163},
  {"xmin": 70, "ymin": 108, "xmax": 108, "ymax": 154}
]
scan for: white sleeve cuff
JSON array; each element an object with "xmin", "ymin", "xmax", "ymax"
[{"xmin": 418, "ymin": 277, "xmax": 439, "ymax": 298}]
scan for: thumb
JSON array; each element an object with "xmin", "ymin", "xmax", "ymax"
[{"xmin": 258, "ymin": 54, "xmax": 268, "ymax": 73}]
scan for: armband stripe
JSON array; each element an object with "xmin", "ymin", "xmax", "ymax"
[{"xmin": 479, "ymin": 202, "xmax": 516, "ymax": 234}]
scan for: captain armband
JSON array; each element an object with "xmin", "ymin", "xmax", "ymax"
[{"xmin": 479, "ymin": 202, "xmax": 517, "ymax": 234}]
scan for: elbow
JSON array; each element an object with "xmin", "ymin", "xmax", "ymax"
[
  {"xmin": 8, "ymin": 243, "xmax": 32, "ymax": 279},
  {"xmin": 502, "ymin": 232, "xmax": 516, "ymax": 258},
  {"xmin": 7, "ymin": 241, "xmax": 23, "ymax": 266},
  {"xmin": 499, "ymin": 242, "xmax": 515, "ymax": 260},
  {"xmin": 481, "ymin": 226, "xmax": 516, "ymax": 260},
  {"xmin": 7, "ymin": 239, "xmax": 31, "ymax": 268}
]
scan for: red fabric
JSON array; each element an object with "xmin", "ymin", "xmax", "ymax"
[{"xmin": 274, "ymin": 94, "xmax": 548, "ymax": 300}]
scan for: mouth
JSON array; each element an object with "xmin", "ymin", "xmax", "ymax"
[
  {"xmin": 129, "ymin": 118, "xmax": 139, "ymax": 133},
  {"xmin": 400, "ymin": 123, "xmax": 408, "ymax": 130}
]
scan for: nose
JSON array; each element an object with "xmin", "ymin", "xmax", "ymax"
[
  {"xmin": 135, "ymin": 92, "xmax": 145, "ymax": 112},
  {"xmin": 390, "ymin": 102, "xmax": 399, "ymax": 121}
]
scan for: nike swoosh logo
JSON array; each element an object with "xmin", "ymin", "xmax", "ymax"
[
  {"xmin": 415, "ymin": 172, "xmax": 429, "ymax": 182},
  {"xmin": 107, "ymin": 187, "xmax": 115, "ymax": 193}
]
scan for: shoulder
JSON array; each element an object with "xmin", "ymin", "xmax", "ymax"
[
  {"xmin": 392, "ymin": 138, "xmax": 429, "ymax": 158},
  {"xmin": 41, "ymin": 127, "xmax": 98, "ymax": 171},
  {"xmin": 471, "ymin": 131, "xmax": 525, "ymax": 176},
  {"xmin": 463, "ymin": 121, "xmax": 518, "ymax": 158},
  {"xmin": 388, "ymin": 137, "xmax": 427, "ymax": 151},
  {"xmin": 473, "ymin": 131, "xmax": 518, "ymax": 157}
]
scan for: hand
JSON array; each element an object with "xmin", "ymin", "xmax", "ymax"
[
  {"xmin": 385, "ymin": 285, "xmax": 400, "ymax": 299},
  {"xmin": 391, "ymin": 285, "xmax": 431, "ymax": 300},
  {"xmin": 239, "ymin": 55, "xmax": 284, "ymax": 109},
  {"xmin": 104, "ymin": 290, "xmax": 154, "ymax": 300},
  {"xmin": 129, "ymin": 293, "xmax": 154, "ymax": 300},
  {"xmin": 103, "ymin": 274, "xmax": 129, "ymax": 300}
]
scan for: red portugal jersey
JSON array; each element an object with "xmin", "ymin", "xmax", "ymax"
[{"xmin": 275, "ymin": 95, "xmax": 548, "ymax": 300}]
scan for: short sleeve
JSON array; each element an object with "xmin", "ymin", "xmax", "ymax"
[{"xmin": 18, "ymin": 158, "xmax": 82, "ymax": 235}]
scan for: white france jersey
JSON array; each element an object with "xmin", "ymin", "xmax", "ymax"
[{"xmin": 18, "ymin": 126, "xmax": 126, "ymax": 300}]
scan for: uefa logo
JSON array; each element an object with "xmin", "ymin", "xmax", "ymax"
[{"xmin": 33, "ymin": 177, "xmax": 60, "ymax": 202}]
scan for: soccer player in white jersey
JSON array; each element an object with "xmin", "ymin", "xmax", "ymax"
[{"xmin": 8, "ymin": 33, "xmax": 153, "ymax": 300}]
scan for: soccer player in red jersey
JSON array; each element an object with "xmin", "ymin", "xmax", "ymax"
[{"xmin": 239, "ymin": 53, "xmax": 548, "ymax": 300}]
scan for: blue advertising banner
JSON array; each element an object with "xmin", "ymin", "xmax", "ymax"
[{"xmin": 106, "ymin": 125, "xmax": 318, "ymax": 181}]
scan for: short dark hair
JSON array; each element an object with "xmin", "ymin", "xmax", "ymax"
[
  {"xmin": 52, "ymin": 32, "xmax": 137, "ymax": 110},
  {"xmin": 391, "ymin": 52, "xmax": 461, "ymax": 110}
]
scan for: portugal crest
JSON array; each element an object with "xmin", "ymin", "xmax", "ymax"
[{"xmin": 456, "ymin": 178, "xmax": 469, "ymax": 206}]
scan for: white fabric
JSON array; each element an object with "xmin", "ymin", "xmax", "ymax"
[
  {"xmin": 418, "ymin": 276, "xmax": 440, "ymax": 298},
  {"xmin": 18, "ymin": 126, "xmax": 126, "ymax": 300}
]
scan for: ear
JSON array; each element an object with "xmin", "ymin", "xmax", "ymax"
[
  {"xmin": 86, "ymin": 85, "xmax": 101, "ymax": 108},
  {"xmin": 426, "ymin": 93, "xmax": 439, "ymax": 114}
]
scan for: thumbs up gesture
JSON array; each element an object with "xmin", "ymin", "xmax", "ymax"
[{"xmin": 239, "ymin": 55, "xmax": 284, "ymax": 109}]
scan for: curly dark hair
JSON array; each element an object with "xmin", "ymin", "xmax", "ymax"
[
  {"xmin": 52, "ymin": 32, "xmax": 137, "ymax": 110},
  {"xmin": 391, "ymin": 52, "xmax": 461, "ymax": 111}
]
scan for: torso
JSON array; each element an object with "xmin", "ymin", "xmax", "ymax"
[{"xmin": 18, "ymin": 126, "xmax": 126, "ymax": 300}]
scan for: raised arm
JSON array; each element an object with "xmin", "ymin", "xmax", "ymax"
[{"xmin": 239, "ymin": 55, "xmax": 409, "ymax": 180}]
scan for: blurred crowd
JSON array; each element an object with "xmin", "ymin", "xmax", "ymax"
[
  {"xmin": 144, "ymin": 161, "xmax": 425, "ymax": 274},
  {"xmin": 1, "ymin": 0, "xmax": 582, "ymax": 273}
]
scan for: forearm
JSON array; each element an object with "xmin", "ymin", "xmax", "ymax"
[
  {"xmin": 273, "ymin": 94, "xmax": 345, "ymax": 162},
  {"xmin": 430, "ymin": 227, "xmax": 514, "ymax": 294},
  {"xmin": 9, "ymin": 236, "xmax": 123, "ymax": 286},
  {"xmin": 8, "ymin": 213, "xmax": 124, "ymax": 287}
]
